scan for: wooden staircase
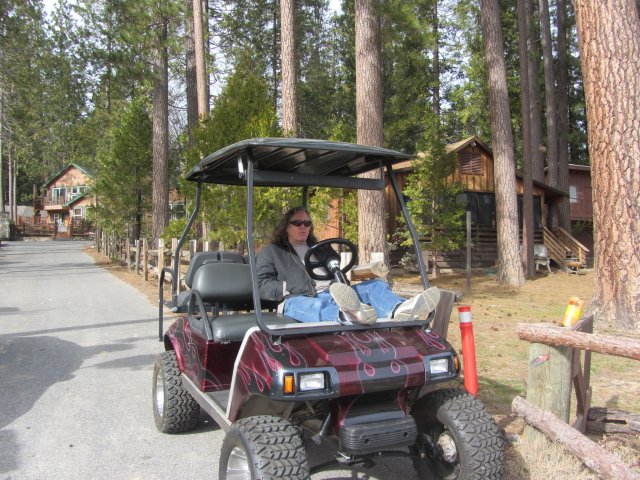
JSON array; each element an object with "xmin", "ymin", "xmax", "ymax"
[{"xmin": 543, "ymin": 226, "xmax": 590, "ymax": 269}]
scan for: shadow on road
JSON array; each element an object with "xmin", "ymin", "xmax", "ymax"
[
  {"xmin": 0, "ymin": 317, "xmax": 157, "ymax": 338},
  {"xmin": 0, "ymin": 335, "xmax": 132, "ymax": 475}
]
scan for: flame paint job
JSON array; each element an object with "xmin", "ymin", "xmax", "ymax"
[
  {"xmin": 166, "ymin": 316, "xmax": 238, "ymax": 391},
  {"xmin": 165, "ymin": 315, "xmax": 457, "ymax": 422}
]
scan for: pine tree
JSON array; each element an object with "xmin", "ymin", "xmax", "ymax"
[
  {"xmin": 479, "ymin": 0, "xmax": 525, "ymax": 286},
  {"xmin": 92, "ymin": 97, "xmax": 153, "ymax": 239}
]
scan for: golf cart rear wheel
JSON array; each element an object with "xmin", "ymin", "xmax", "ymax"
[
  {"xmin": 411, "ymin": 388, "xmax": 504, "ymax": 480},
  {"xmin": 152, "ymin": 350, "xmax": 200, "ymax": 433},
  {"xmin": 219, "ymin": 415, "xmax": 309, "ymax": 480}
]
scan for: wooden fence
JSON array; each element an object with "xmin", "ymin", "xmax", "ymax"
[
  {"xmin": 513, "ymin": 317, "xmax": 639, "ymax": 480},
  {"xmin": 14, "ymin": 221, "xmax": 95, "ymax": 239},
  {"xmin": 96, "ymin": 233, "xmax": 224, "ymax": 291}
]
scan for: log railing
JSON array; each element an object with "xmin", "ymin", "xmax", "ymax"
[{"xmin": 514, "ymin": 318, "xmax": 640, "ymax": 479}]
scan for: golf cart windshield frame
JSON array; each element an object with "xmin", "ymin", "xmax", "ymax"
[{"xmin": 168, "ymin": 139, "xmax": 429, "ymax": 338}]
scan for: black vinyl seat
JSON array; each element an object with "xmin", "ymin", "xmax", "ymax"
[
  {"xmin": 182, "ymin": 251, "xmax": 294, "ymax": 342},
  {"xmin": 177, "ymin": 251, "xmax": 247, "ymax": 308}
]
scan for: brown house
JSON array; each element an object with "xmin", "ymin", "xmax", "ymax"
[
  {"xmin": 387, "ymin": 136, "xmax": 572, "ymax": 269},
  {"xmin": 41, "ymin": 163, "xmax": 94, "ymax": 233},
  {"xmin": 556, "ymin": 164, "xmax": 593, "ymax": 256}
]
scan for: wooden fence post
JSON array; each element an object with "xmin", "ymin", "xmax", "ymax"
[
  {"xmin": 525, "ymin": 340, "xmax": 573, "ymax": 442},
  {"xmin": 135, "ymin": 239, "xmax": 140, "ymax": 275},
  {"xmin": 203, "ymin": 240, "xmax": 210, "ymax": 252},
  {"xmin": 157, "ymin": 238, "xmax": 165, "ymax": 278},
  {"xmin": 143, "ymin": 238, "xmax": 149, "ymax": 281},
  {"xmin": 171, "ymin": 238, "xmax": 180, "ymax": 291},
  {"xmin": 525, "ymin": 329, "xmax": 572, "ymax": 443},
  {"xmin": 126, "ymin": 239, "xmax": 131, "ymax": 269}
]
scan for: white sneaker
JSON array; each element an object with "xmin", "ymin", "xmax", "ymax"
[
  {"xmin": 329, "ymin": 283, "xmax": 378, "ymax": 325},
  {"xmin": 393, "ymin": 287, "xmax": 441, "ymax": 321}
]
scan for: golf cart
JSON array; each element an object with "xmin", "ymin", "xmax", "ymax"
[{"xmin": 153, "ymin": 138, "xmax": 504, "ymax": 479}]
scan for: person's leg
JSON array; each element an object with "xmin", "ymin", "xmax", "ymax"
[
  {"xmin": 352, "ymin": 279, "xmax": 441, "ymax": 321},
  {"xmin": 283, "ymin": 292, "xmax": 339, "ymax": 322},
  {"xmin": 352, "ymin": 279, "xmax": 404, "ymax": 318},
  {"xmin": 328, "ymin": 283, "xmax": 377, "ymax": 324}
]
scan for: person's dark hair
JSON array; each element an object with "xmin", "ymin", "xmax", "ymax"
[{"xmin": 271, "ymin": 206, "xmax": 318, "ymax": 247}]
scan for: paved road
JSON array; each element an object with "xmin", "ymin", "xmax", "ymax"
[{"xmin": 0, "ymin": 240, "xmax": 416, "ymax": 480}]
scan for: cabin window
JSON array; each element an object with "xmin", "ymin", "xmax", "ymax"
[
  {"xmin": 569, "ymin": 185, "xmax": 578, "ymax": 203},
  {"xmin": 70, "ymin": 185, "xmax": 86, "ymax": 196},
  {"xmin": 73, "ymin": 207, "xmax": 84, "ymax": 218},
  {"xmin": 52, "ymin": 187, "xmax": 66, "ymax": 203},
  {"xmin": 169, "ymin": 202, "xmax": 186, "ymax": 220},
  {"xmin": 459, "ymin": 152, "xmax": 483, "ymax": 175}
]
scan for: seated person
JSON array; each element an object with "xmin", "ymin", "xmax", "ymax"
[{"xmin": 256, "ymin": 206, "xmax": 440, "ymax": 324}]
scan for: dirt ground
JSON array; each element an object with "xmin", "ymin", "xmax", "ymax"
[{"xmin": 84, "ymin": 246, "xmax": 639, "ymax": 479}]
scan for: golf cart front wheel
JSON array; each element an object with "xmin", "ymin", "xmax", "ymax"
[
  {"xmin": 411, "ymin": 388, "xmax": 504, "ymax": 479},
  {"xmin": 219, "ymin": 415, "xmax": 309, "ymax": 480}
]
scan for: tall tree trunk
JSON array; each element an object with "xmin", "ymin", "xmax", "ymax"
[
  {"xmin": 355, "ymin": 0, "xmax": 387, "ymax": 265},
  {"xmin": 8, "ymin": 149, "xmax": 13, "ymax": 223},
  {"xmin": 431, "ymin": 1, "xmax": 440, "ymax": 277},
  {"xmin": 573, "ymin": 0, "xmax": 640, "ymax": 330},
  {"xmin": 272, "ymin": 6, "xmax": 279, "ymax": 115},
  {"xmin": 12, "ymin": 156, "xmax": 16, "ymax": 223},
  {"xmin": 134, "ymin": 188, "xmax": 142, "ymax": 241},
  {"xmin": 192, "ymin": 0, "xmax": 208, "ymax": 117},
  {"xmin": 151, "ymin": 21, "xmax": 169, "ymax": 245},
  {"xmin": 480, "ymin": 0, "xmax": 525, "ymax": 286},
  {"xmin": 432, "ymin": 1, "xmax": 440, "ymax": 119},
  {"xmin": 185, "ymin": 1, "xmax": 198, "ymax": 143},
  {"xmin": 280, "ymin": 0, "xmax": 298, "ymax": 136},
  {"xmin": 518, "ymin": 0, "xmax": 535, "ymax": 278},
  {"xmin": 539, "ymin": 0, "xmax": 559, "ymax": 228},
  {"xmin": 0, "ymin": 84, "xmax": 4, "ymax": 213},
  {"xmin": 526, "ymin": 0, "xmax": 545, "ymax": 182},
  {"xmin": 556, "ymin": 0, "xmax": 571, "ymax": 230}
]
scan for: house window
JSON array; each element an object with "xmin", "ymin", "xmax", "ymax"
[
  {"xmin": 569, "ymin": 185, "xmax": 578, "ymax": 203},
  {"xmin": 459, "ymin": 151, "xmax": 483, "ymax": 175},
  {"xmin": 73, "ymin": 207, "xmax": 84, "ymax": 218},
  {"xmin": 70, "ymin": 185, "xmax": 86, "ymax": 196},
  {"xmin": 52, "ymin": 187, "xmax": 66, "ymax": 203},
  {"xmin": 170, "ymin": 202, "xmax": 186, "ymax": 220}
]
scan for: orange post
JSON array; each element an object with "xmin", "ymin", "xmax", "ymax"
[{"xmin": 458, "ymin": 306, "xmax": 478, "ymax": 396}]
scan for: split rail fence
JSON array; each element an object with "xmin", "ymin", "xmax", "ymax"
[
  {"xmin": 96, "ymin": 233, "xmax": 225, "ymax": 292},
  {"xmin": 513, "ymin": 317, "xmax": 640, "ymax": 480}
]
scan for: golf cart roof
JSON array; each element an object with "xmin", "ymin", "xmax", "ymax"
[{"xmin": 185, "ymin": 138, "xmax": 413, "ymax": 187}]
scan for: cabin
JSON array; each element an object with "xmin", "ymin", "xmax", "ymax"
[
  {"xmin": 41, "ymin": 163, "xmax": 94, "ymax": 234},
  {"xmin": 387, "ymin": 136, "xmax": 587, "ymax": 270},
  {"xmin": 565, "ymin": 164, "xmax": 593, "ymax": 257}
]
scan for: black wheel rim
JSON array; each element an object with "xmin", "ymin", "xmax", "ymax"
[{"xmin": 420, "ymin": 424, "xmax": 461, "ymax": 479}]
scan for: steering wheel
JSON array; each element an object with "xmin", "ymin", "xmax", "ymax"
[{"xmin": 303, "ymin": 238, "xmax": 358, "ymax": 281}]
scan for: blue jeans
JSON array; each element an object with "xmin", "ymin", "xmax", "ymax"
[{"xmin": 283, "ymin": 279, "xmax": 405, "ymax": 323}]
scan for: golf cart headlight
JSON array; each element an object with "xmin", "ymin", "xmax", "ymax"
[
  {"xmin": 299, "ymin": 372, "xmax": 325, "ymax": 391},
  {"xmin": 430, "ymin": 358, "xmax": 449, "ymax": 375}
]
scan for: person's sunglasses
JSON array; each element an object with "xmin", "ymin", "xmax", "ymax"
[{"xmin": 289, "ymin": 220, "xmax": 312, "ymax": 227}]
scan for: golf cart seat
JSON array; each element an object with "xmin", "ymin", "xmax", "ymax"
[
  {"xmin": 183, "ymin": 253, "xmax": 292, "ymax": 342},
  {"xmin": 176, "ymin": 251, "xmax": 248, "ymax": 308}
]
